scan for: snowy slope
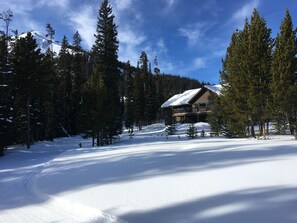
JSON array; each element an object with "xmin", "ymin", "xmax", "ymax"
[
  {"xmin": 1, "ymin": 124, "xmax": 297, "ymax": 223},
  {"xmin": 11, "ymin": 31, "xmax": 65, "ymax": 55}
]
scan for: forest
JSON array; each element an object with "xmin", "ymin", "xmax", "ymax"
[
  {"xmin": 208, "ymin": 9, "xmax": 297, "ymax": 138},
  {"xmin": 0, "ymin": 1, "xmax": 207, "ymax": 155}
]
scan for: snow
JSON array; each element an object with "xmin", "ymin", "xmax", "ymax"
[
  {"xmin": 161, "ymin": 85, "xmax": 222, "ymax": 108},
  {"xmin": 1, "ymin": 124, "xmax": 297, "ymax": 223},
  {"xmin": 18, "ymin": 31, "xmax": 62, "ymax": 55},
  {"xmin": 161, "ymin": 88, "xmax": 201, "ymax": 108},
  {"xmin": 205, "ymin": 84, "xmax": 222, "ymax": 95}
]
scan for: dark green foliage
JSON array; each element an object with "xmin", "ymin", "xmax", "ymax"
[
  {"xmin": 0, "ymin": 34, "xmax": 13, "ymax": 154},
  {"xmin": 270, "ymin": 9, "xmax": 297, "ymax": 134},
  {"xmin": 219, "ymin": 9, "xmax": 273, "ymax": 138},
  {"xmin": 85, "ymin": 0, "xmax": 122, "ymax": 145},
  {"xmin": 166, "ymin": 124, "xmax": 176, "ymax": 135},
  {"xmin": 133, "ymin": 63, "xmax": 145, "ymax": 130},
  {"xmin": 70, "ymin": 31, "xmax": 87, "ymax": 135},
  {"xmin": 82, "ymin": 72, "xmax": 107, "ymax": 146},
  {"xmin": 207, "ymin": 93, "xmax": 223, "ymax": 135},
  {"xmin": 11, "ymin": 32, "xmax": 43, "ymax": 148},
  {"xmin": 187, "ymin": 124, "xmax": 197, "ymax": 139},
  {"xmin": 123, "ymin": 61, "xmax": 134, "ymax": 133},
  {"xmin": 56, "ymin": 36, "xmax": 73, "ymax": 134}
]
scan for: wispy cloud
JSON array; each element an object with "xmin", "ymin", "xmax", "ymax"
[
  {"xmin": 113, "ymin": 0, "xmax": 133, "ymax": 11},
  {"xmin": 68, "ymin": 5, "xmax": 97, "ymax": 48},
  {"xmin": 179, "ymin": 22, "xmax": 213, "ymax": 47},
  {"xmin": 231, "ymin": 0, "xmax": 260, "ymax": 22},
  {"xmin": 193, "ymin": 57, "xmax": 206, "ymax": 69},
  {"xmin": 164, "ymin": 0, "xmax": 177, "ymax": 11},
  {"xmin": 37, "ymin": 0, "xmax": 70, "ymax": 9}
]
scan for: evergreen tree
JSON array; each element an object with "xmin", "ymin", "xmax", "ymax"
[
  {"xmin": 270, "ymin": 9, "xmax": 297, "ymax": 134},
  {"xmin": 219, "ymin": 10, "xmax": 273, "ymax": 137},
  {"xmin": 91, "ymin": 0, "xmax": 122, "ymax": 144},
  {"xmin": 123, "ymin": 61, "xmax": 134, "ymax": 133},
  {"xmin": 133, "ymin": 61, "xmax": 145, "ymax": 130},
  {"xmin": 246, "ymin": 9, "xmax": 273, "ymax": 136},
  {"xmin": 0, "ymin": 34, "xmax": 13, "ymax": 155},
  {"xmin": 187, "ymin": 124, "xmax": 197, "ymax": 139},
  {"xmin": 0, "ymin": 9, "xmax": 13, "ymax": 37},
  {"xmin": 11, "ymin": 32, "xmax": 42, "ymax": 148},
  {"xmin": 154, "ymin": 56, "xmax": 164, "ymax": 120},
  {"xmin": 82, "ymin": 72, "xmax": 107, "ymax": 146},
  {"xmin": 41, "ymin": 49, "xmax": 58, "ymax": 140},
  {"xmin": 45, "ymin": 23, "xmax": 55, "ymax": 54},
  {"xmin": 70, "ymin": 31, "xmax": 87, "ymax": 134},
  {"xmin": 57, "ymin": 36, "xmax": 72, "ymax": 135},
  {"xmin": 207, "ymin": 93, "xmax": 223, "ymax": 135},
  {"xmin": 220, "ymin": 27, "xmax": 250, "ymax": 137}
]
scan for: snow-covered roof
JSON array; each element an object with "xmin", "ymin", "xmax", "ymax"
[
  {"xmin": 205, "ymin": 84, "xmax": 222, "ymax": 95},
  {"xmin": 161, "ymin": 88, "xmax": 201, "ymax": 108},
  {"xmin": 161, "ymin": 84, "xmax": 222, "ymax": 108}
]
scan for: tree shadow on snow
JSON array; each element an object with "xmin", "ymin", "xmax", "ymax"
[{"xmin": 120, "ymin": 186, "xmax": 297, "ymax": 223}]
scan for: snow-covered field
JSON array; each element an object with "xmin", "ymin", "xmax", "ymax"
[{"xmin": 1, "ymin": 123, "xmax": 297, "ymax": 223}]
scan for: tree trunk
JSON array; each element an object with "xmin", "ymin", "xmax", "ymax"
[
  {"xmin": 92, "ymin": 134, "xmax": 95, "ymax": 147},
  {"xmin": 250, "ymin": 119, "xmax": 255, "ymax": 138},
  {"xmin": 27, "ymin": 96, "xmax": 31, "ymax": 149}
]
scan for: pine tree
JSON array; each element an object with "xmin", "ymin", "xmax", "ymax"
[
  {"xmin": 0, "ymin": 10, "xmax": 13, "ymax": 37},
  {"xmin": 270, "ymin": 9, "xmax": 297, "ymax": 135},
  {"xmin": 82, "ymin": 72, "xmax": 107, "ymax": 146},
  {"xmin": 41, "ymin": 49, "xmax": 58, "ymax": 140},
  {"xmin": 219, "ymin": 10, "xmax": 273, "ymax": 137},
  {"xmin": 220, "ymin": 27, "xmax": 250, "ymax": 137},
  {"xmin": 11, "ymin": 32, "xmax": 42, "ymax": 148},
  {"xmin": 139, "ymin": 52, "xmax": 157, "ymax": 124},
  {"xmin": 91, "ymin": 0, "xmax": 122, "ymax": 144},
  {"xmin": 45, "ymin": 23, "xmax": 55, "ymax": 55},
  {"xmin": 0, "ymin": 34, "xmax": 13, "ymax": 155},
  {"xmin": 70, "ymin": 31, "xmax": 87, "ymax": 134},
  {"xmin": 123, "ymin": 61, "xmax": 134, "ymax": 133},
  {"xmin": 154, "ymin": 56, "xmax": 164, "ymax": 121},
  {"xmin": 57, "ymin": 36, "xmax": 72, "ymax": 135},
  {"xmin": 133, "ymin": 61, "xmax": 145, "ymax": 130},
  {"xmin": 246, "ymin": 9, "xmax": 273, "ymax": 136},
  {"xmin": 187, "ymin": 124, "xmax": 197, "ymax": 139},
  {"xmin": 207, "ymin": 93, "xmax": 223, "ymax": 135}
]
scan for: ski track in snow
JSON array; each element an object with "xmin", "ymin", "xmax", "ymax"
[
  {"xmin": 1, "ymin": 123, "xmax": 297, "ymax": 223},
  {"xmin": 0, "ymin": 137, "xmax": 125, "ymax": 223}
]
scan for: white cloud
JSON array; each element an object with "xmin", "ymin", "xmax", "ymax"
[
  {"xmin": 193, "ymin": 57, "xmax": 206, "ymax": 69},
  {"xmin": 179, "ymin": 23, "xmax": 208, "ymax": 46},
  {"xmin": 113, "ymin": 0, "xmax": 133, "ymax": 11},
  {"xmin": 0, "ymin": 0, "xmax": 34, "ymax": 15},
  {"xmin": 37, "ymin": 0, "xmax": 70, "ymax": 9},
  {"xmin": 164, "ymin": 0, "xmax": 177, "ymax": 11},
  {"xmin": 68, "ymin": 6, "xmax": 97, "ymax": 49},
  {"xmin": 118, "ymin": 27, "xmax": 146, "ymax": 46},
  {"xmin": 117, "ymin": 23, "xmax": 147, "ymax": 65},
  {"xmin": 232, "ymin": 0, "xmax": 260, "ymax": 21},
  {"xmin": 156, "ymin": 39, "xmax": 167, "ymax": 54}
]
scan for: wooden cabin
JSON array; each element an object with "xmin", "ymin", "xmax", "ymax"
[{"xmin": 161, "ymin": 85, "xmax": 221, "ymax": 124}]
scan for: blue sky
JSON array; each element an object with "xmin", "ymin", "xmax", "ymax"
[{"xmin": 1, "ymin": 0, "xmax": 296, "ymax": 83}]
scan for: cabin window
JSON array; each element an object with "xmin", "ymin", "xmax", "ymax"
[{"xmin": 194, "ymin": 102, "xmax": 208, "ymax": 110}]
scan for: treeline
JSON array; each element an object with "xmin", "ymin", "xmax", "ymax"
[
  {"xmin": 0, "ymin": 1, "xmax": 205, "ymax": 155},
  {"xmin": 208, "ymin": 9, "xmax": 297, "ymax": 138}
]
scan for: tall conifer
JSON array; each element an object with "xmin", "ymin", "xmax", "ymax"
[
  {"xmin": 91, "ymin": 0, "xmax": 121, "ymax": 144},
  {"xmin": 271, "ymin": 9, "xmax": 297, "ymax": 134}
]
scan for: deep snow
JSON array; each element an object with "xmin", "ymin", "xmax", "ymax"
[{"xmin": 1, "ymin": 123, "xmax": 297, "ymax": 223}]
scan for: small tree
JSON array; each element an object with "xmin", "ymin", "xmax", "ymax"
[
  {"xmin": 187, "ymin": 124, "xmax": 197, "ymax": 139},
  {"xmin": 166, "ymin": 124, "xmax": 176, "ymax": 135}
]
